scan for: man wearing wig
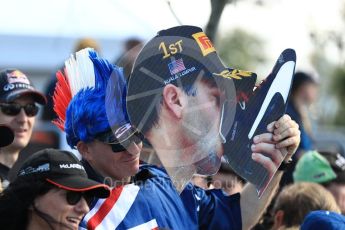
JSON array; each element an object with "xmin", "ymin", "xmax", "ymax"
[{"xmin": 53, "ymin": 36, "xmax": 299, "ymax": 230}]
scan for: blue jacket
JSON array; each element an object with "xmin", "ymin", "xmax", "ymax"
[{"xmin": 80, "ymin": 163, "xmax": 241, "ymax": 230}]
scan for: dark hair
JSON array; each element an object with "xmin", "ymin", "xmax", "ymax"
[
  {"xmin": 0, "ymin": 177, "xmax": 54, "ymax": 230},
  {"xmin": 125, "ymin": 38, "xmax": 142, "ymax": 51},
  {"xmin": 218, "ymin": 162, "xmax": 246, "ymax": 184},
  {"xmin": 291, "ymin": 71, "xmax": 317, "ymax": 95}
]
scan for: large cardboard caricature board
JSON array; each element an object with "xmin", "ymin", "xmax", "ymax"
[{"xmin": 126, "ymin": 25, "xmax": 296, "ymax": 196}]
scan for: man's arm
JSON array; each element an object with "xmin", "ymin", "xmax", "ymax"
[
  {"xmin": 241, "ymin": 172, "xmax": 282, "ymax": 230},
  {"xmin": 240, "ymin": 115, "xmax": 300, "ymax": 230}
]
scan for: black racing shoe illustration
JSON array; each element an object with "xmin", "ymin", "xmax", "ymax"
[{"xmin": 223, "ymin": 48, "xmax": 296, "ymax": 197}]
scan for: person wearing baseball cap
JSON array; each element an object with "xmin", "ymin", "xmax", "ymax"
[
  {"xmin": 319, "ymin": 151, "xmax": 345, "ymax": 214},
  {"xmin": 0, "ymin": 68, "xmax": 47, "ymax": 189},
  {"xmin": 0, "ymin": 148, "xmax": 110, "ymax": 230},
  {"xmin": 293, "ymin": 150, "xmax": 337, "ymax": 184},
  {"xmin": 293, "ymin": 150, "xmax": 345, "ymax": 214}
]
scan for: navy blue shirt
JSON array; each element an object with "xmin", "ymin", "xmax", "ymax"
[{"xmin": 286, "ymin": 102, "xmax": 313, "ymax": 153}]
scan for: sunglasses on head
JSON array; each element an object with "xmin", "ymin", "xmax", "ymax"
[
  {"xmin": 0, "ymin": 103, "xmax": 38, "ymax": 117},
  {"xmin": 66, "ymin": 191, "xmax": 94, "ymax": 206}
]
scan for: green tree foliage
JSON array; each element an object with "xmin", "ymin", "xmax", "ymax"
[
  {"xmin": 323, "ymin": 4, "xmax": 345, "ymax": 125},
  {"xmin": 216, "ymin": 28, "xmax": 266, "ymax": 71},
  {"xmin": 331, "ymin": 67, "xmax": 345, "ymax": 101},
  {"xmin": 205, "ymin": 0, "xmax": 229, "ymax": 42},
  {"xmin": 331, "ymin": 67, "xmax": 345, "ymax": 125}
]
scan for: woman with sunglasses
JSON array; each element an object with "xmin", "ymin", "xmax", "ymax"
[
  {"xmin": 0, "ymin": 68, "xmax": 47, "ymax": 190},
  {"xmin": 0, "ymin": 148, "xmax": 110, "ymax": 230}
]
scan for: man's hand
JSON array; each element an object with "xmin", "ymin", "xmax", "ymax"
[
  {"xmin": 251, "ymin": 114, "xmax": 300, "ymax": 177},
  {"xmin": 271, "ymin": 114, "xmax": 300, "ymax": 162}
]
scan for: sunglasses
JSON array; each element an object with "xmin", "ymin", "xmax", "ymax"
[
  {"xmin": 96, "ymin": 129, "xmax": 144, "ymax": 153},
  {"xmin": 66, "ymin": 191, "xmax": 94, "ymax": 206},
  {"xmin": 109, "ymin": 132, "xmax": 144, "ymax": 153},
  {"xmin": 0, "ymin": 103, "xmax": 38, "ymax": 117}
]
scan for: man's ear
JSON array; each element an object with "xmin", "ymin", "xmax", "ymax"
[
  {"xmin": 76, "ymin": 141, "xmax": 91, "ymax": 161},
  {"xmin": 273, "ymin": 210, "xmax": 285, "ymax": 229},
  {"xmin": 162, "ymin": 84, "xmax": 186, "ymax": 119}
]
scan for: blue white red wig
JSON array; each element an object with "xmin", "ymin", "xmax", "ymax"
[{"xmin": 53, "ymin": 48, "xmax": 129, "ymax": 148}]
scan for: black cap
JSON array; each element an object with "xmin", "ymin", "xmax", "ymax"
[
  {"xmin": 17, "ymin": 148, "xmax": 110, "ymax": 198},
  {"xmin": 0, "ymin": 69, "xmax": 47, "ymax": 104},
  {"xmin": 0, "ymin": 124, "xmax": 14, "ymax": 147},
  {"xmin": 320, "ymin": 151, "xmax": 345, "ymax": 184}
]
